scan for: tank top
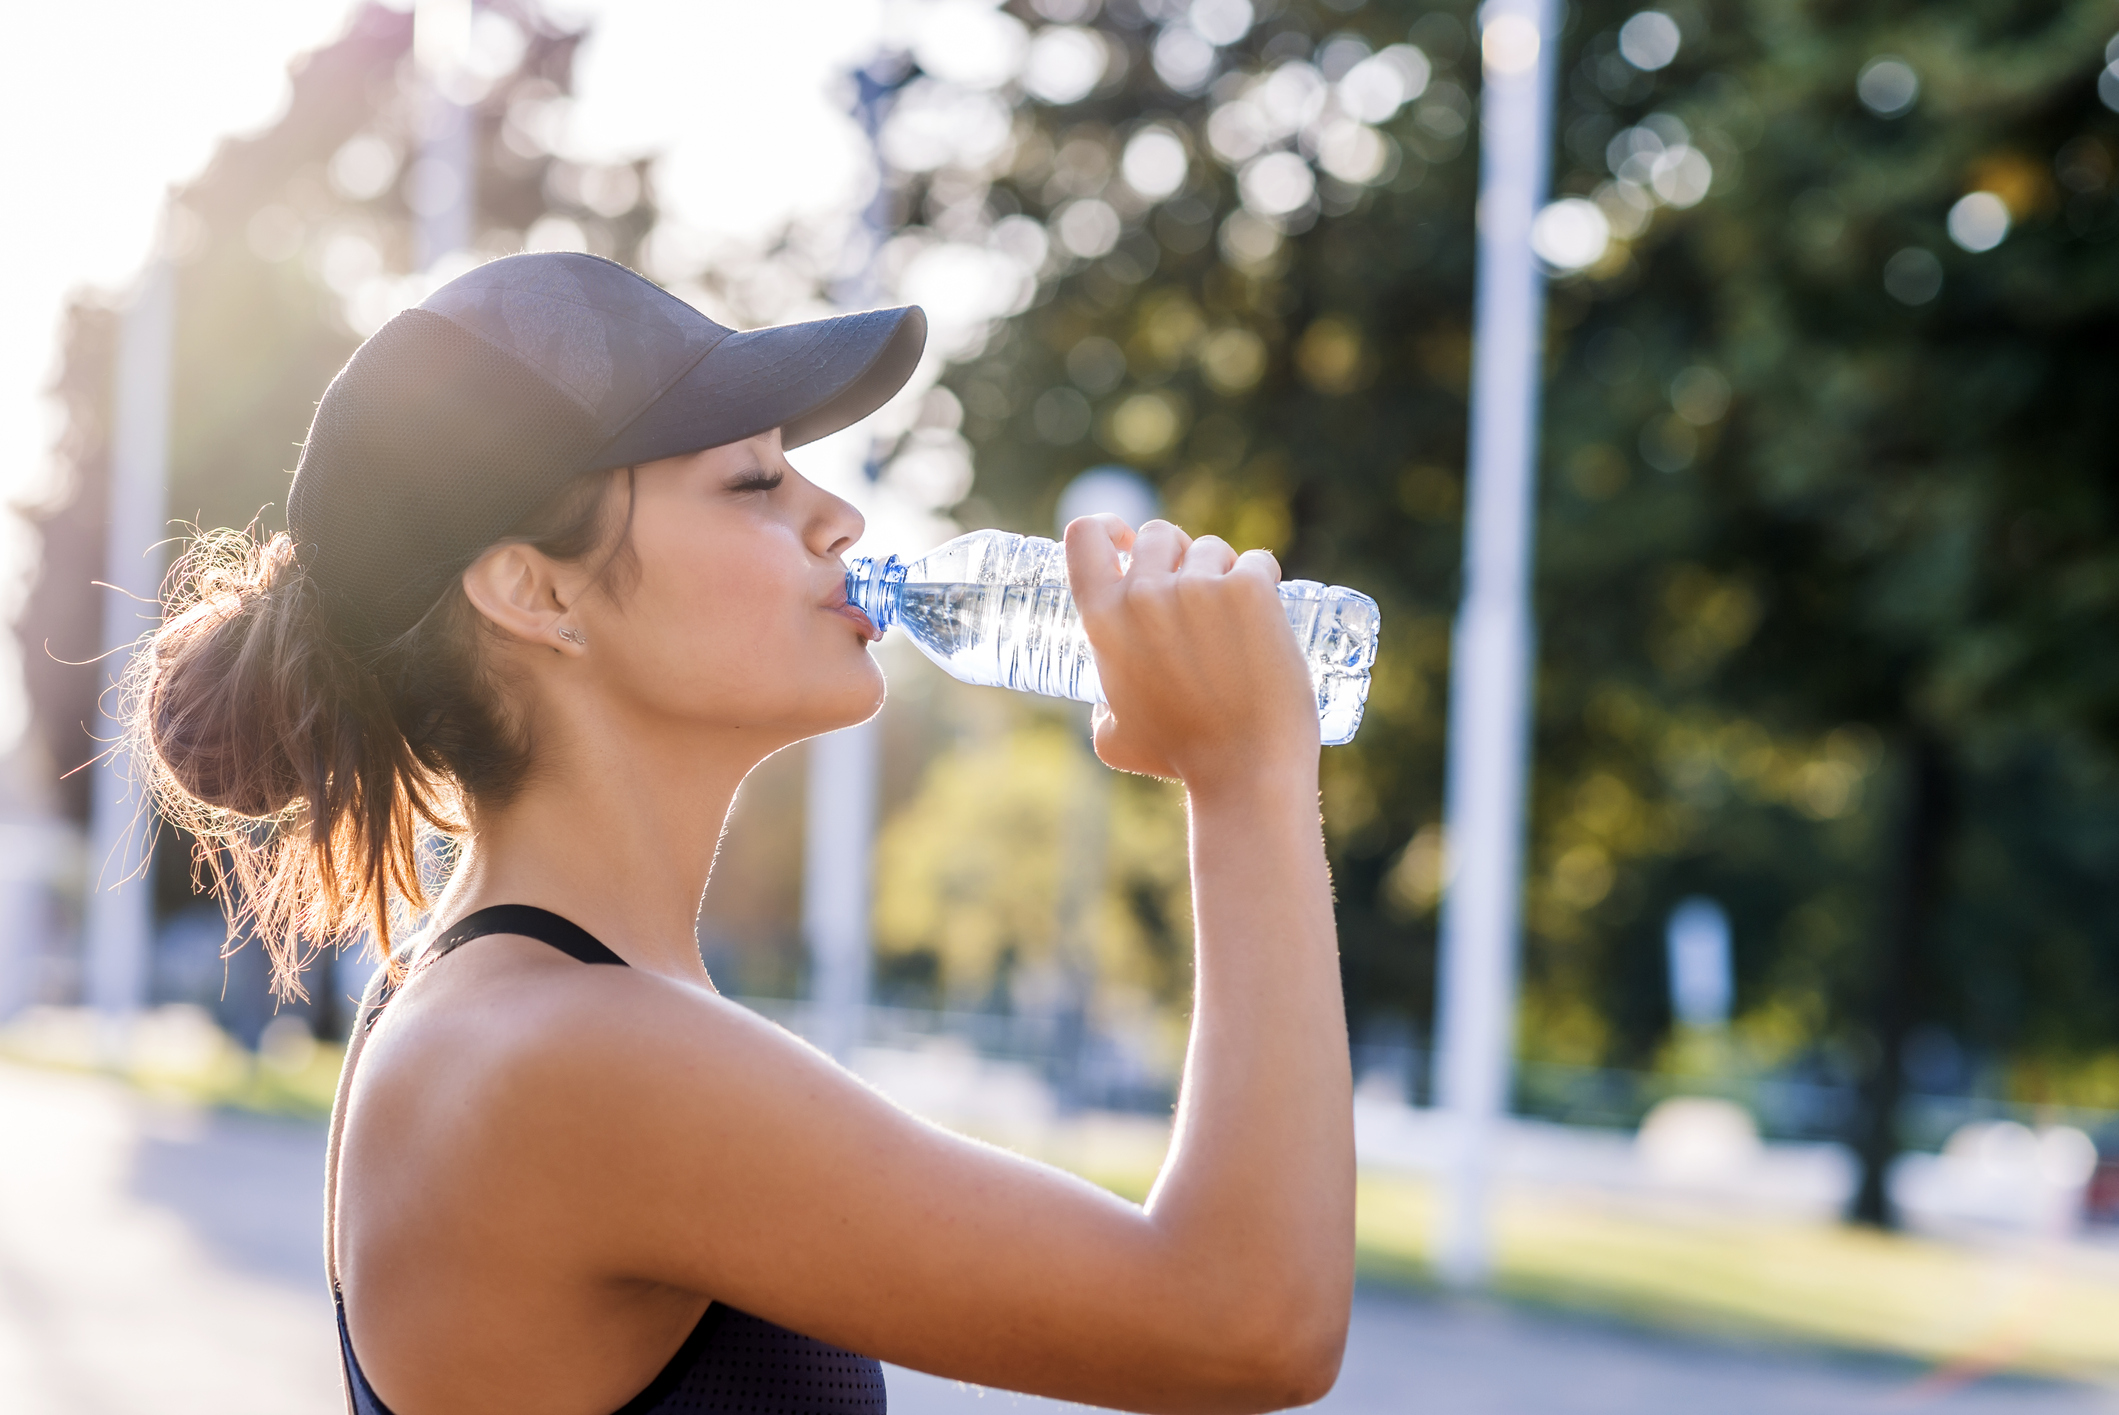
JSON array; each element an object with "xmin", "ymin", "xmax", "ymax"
[{"xmin": 324, "ymin": 904, "xmax": 889, "ymax": 1415}]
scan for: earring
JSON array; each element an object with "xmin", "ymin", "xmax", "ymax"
[{"xmin": 558, "ymin": 628, "xmax": 587, "ymax": 647}]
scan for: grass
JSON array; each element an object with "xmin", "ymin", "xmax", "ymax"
[
  {"xmin": 1355, "ymin": 1172, "xmax": 2119, "ymax": 1386},
  {"xmin": 0, "ymin": 1004, "xmax": 342, "ymax": 1118}
]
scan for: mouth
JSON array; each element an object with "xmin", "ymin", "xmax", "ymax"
[{"xmin": 826, "ymin": 583, "xmax": 882, "ymax": 642}]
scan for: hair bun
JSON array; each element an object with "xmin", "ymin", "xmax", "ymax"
[{"xmin": 145, "ymin": 533, "xmax": 322, "ymax": 819}]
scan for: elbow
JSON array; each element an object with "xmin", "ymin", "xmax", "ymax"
[
  {"xmin": 1262, "ymin": 1310, "xmax": 1349, "ymax": 1410},
  {"xmin": 1214, "ymin": 1292, "xmax": 1349, "ymax": 1412}
]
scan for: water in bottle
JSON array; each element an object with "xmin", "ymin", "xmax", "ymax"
[{"xmin": 845, "ymin": 528, "xmax": 1381, "ymax": 745}]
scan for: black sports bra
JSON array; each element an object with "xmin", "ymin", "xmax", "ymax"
[{"xmin": 326, "ymin": 905, "xmax": 888, "ymax": 1415}]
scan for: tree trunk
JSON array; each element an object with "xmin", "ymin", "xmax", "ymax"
[{"xmin": 1849, "ymin": 730, "xmax": 1952, "ymax": 1227}]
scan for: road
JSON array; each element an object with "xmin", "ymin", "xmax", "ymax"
[{"xmin": 0, "ymin": 1061, "xmax": 2108, "ymax": 1414}]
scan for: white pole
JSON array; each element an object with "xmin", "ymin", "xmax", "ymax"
[
  {"xmin": 801, "ymin": 61, "xmax": 904, "ymax": 1063},
  {"xmin": 1048, "ymin": 469, "xmax": 1157, "ymax": 1097},
  {"xmin": 84, "ymin": 255, "xmax": 176, "ymax": 1057},
  {"xmin": 1431, "ymin": 0, "xmax": 1559, "ymax": 1287},
  {"xmin": 805, "ymin": 721, "xmax": 877, "ymax": 1061}
]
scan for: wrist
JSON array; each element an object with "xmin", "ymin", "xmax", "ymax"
[{"xmin": 1183, "ymin": 752, "xmax": 1320, "ymax": 818}]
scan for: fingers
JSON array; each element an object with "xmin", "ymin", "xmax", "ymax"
[
  {"xmin": 1179, "ymin": 535, "xmax": 1238, "ymax": 578},
  {"xmin": 1129, "ymin": 519, "xmax": 1192, "ymax": 575},
  {"xmin": 1064, "ymin": 514, "xmax": 1135, "ymax": 612},
  {"xmin": 1061, "ymin": 513, "xmax": 1137, "ymax": 556},
  {"xmin": 1233, "ymin": 546, "xmax": 1283, "ymax": 586}
]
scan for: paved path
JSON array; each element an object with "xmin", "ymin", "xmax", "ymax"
[{"xmin": 0, "ymin": 1062, "xmax": 2110, "ymax": 1414}]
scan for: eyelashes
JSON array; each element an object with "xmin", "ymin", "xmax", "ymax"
[{"xmin": 729, "ymin": 469, "xmax": 784, "ymax": 493}]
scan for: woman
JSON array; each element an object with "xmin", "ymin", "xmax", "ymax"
[{"xmin": 139, "ymin": 252, "xmax": 1352, "ymax": 1415}]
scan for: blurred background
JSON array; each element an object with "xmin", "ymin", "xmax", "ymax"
[{"xmin": 3, "ymin": 0, "xmax": 2119, "ymax": 1411}]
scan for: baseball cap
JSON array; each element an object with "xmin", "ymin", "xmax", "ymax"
[{"xmin": 287, "ymin": 252, "xmax": 926, "ymax": 652}]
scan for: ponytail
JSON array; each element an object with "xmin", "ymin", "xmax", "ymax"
[
  {"xmin": 132, "ymin": 468, "xmax": 634, "ymax": 997},
  {"xmin": 132, "ymin": 530, "xmax": 457, "ymax": 994}
]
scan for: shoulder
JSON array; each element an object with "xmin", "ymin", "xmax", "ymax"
[{"xmin": 358, "ymin": 935, "xmax": 835, "ymax": 1151}]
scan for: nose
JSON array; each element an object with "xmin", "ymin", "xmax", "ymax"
[{"xmin": 809, "ymin": 480, "xmax": 866, "ymax": 561}]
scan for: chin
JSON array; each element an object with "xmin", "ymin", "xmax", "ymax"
[{"xmin": 800, "ymin": 663, "xmax": 887, "ymax": 736}]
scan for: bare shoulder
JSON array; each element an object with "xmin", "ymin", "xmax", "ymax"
[{"xmin": 355, "ymin": 933, "xmax": 814, "ymax": 1125}]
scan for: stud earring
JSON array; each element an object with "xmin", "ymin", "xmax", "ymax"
[{"xmin": 558, "ymin": 628, "xmax": 587, "ymax": 647}]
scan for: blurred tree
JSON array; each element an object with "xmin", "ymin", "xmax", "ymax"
[
  {"xmin": 1531, "ymin": 0, "xmax": 2119, "ymax": 1226},
  {"xmin": 872, "ymin": 716, "xmax": 1192, "ymax": 1014},
  {"xmin": 14, "ymin": 0, "xmax": 635, "ymax": 1024},
  {"xmin": 885, "ymin": 0, "xmax": 2119, "ymax": 1224}
]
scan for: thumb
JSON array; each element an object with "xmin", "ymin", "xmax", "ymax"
[{"xmin": 1063, "ymin": 513, "xmax": 1135, "ymax": 616}]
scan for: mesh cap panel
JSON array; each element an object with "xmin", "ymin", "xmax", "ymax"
[{"xmin": 289, "ymin": 311, "xmax": 603, "ymax": 651}]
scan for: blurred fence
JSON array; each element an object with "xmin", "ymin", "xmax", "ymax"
[
  {"xmin": 740, "ymin": 999, "xmax": 2119, "ymax": 1165},
  {"xmin": 737, "ymin": 995, "xmax": 1178, "ymax": 1116},
  {"xmin": 1351, "ymin": 1040, "xmax": 2119, "ymax": 1154}
]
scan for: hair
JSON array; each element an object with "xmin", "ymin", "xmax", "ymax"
[{"xmin": 129, "ymin": 467, "xmax": 638, "ymax": 999}]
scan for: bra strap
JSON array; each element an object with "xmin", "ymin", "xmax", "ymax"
[
  {"xmin": 360, "ymin": 905, "xmax": 628, "ymax": 1034},
  {"xmin": 327, "ymin": 905, "xmax": 625, "ymax": 1309},
  {"xmin": 427, "ymin": 904, "xmax": 629, "ymax": 968}
]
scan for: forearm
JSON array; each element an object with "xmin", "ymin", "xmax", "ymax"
[{"xmin": 1145, "ymin": 766, "xmax": 1354, "ymax": 1327}]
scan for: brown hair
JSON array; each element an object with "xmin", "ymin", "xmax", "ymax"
[{"xmin": 130, "ymin": 468, "xmax": 637, "ymax": 997}]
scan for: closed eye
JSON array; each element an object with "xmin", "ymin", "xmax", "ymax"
[{"xmin": 729, "ymin": 469, "xmax": 784, "ymax": 494}]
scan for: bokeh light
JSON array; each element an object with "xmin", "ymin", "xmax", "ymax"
[
  {"xmin": 1022, "ymin": 25, "xmax": 1107, "ymax": 105},
  {"xmin": 1238, "ymin": 150, "xmax": 1316, "ymax": 218},
  {"xmin": 1187, "ymin": 0, "xmax": 1255, "ymax": 48},
  {"xmin": 1947, "ymin": 191, "xmax": 2012, "ymax": 252},
  {"xmin": 1481, "ymin": 14, "xmax": 1541, "ymax": 76},
  {"xmin": 909, "ymin": 0, "xmax": 1028, "ymax": 90},
  {"xmin": 1857, "ymin": 56, "xmax": 1920, "ymax": 117},
  {"xmin": 1120, "ymin": 126, "xmax": 1190, "ymax": 200},
  {"xmin": 1337, "ymin": 45, "xmax": 1431, "ymax": 123},
  {"xmin": 1883, "ymin": 246, "xmax": 1944, "ymax": 304},
  {"xmin": 1531, "ymin": 198, "xmax": 1612, "ymax": 272},
  {"xmin": 1617, "ymin": 11, "xmax": 1682, "ymax": 72}
]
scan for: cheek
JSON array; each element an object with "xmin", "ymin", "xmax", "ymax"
[
  {"xmin": 613, "ymin": 516, "xmax": 841, "ymax": 708},
  {"xmin": 641, "ymin": 528, "xmax": 800, "ymax": 649}
]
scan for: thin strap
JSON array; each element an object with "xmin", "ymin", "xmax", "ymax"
[
  {"xmin": 325, "ymin": 950, "xmax": 391, "ymax": 1398},
  {"xmin": 361, "ymin": 905, "xmax": 628, "ymax": 1031},
  {"xmin": 327, "ymin": 906, "xmax": 625, "ymax": 1288},
  {"xmin": 426, "ymin": 904, "xmax": 629, "ymax": 968}
]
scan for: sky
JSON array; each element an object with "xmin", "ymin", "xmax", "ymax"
[{"xmin": 0, "ymin": 0, "xmax": 904, "ymax": 761}]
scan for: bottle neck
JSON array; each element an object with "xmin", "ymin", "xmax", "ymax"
[{"xmin": 845, "ymin": 555, "xmax": 907, "ymax": 634}]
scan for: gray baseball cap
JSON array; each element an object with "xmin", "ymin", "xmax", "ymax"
[{"xmin": 288, "ymin": 252, "xmax": 926, "ymax": 651}]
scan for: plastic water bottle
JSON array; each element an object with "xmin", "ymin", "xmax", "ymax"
[{"xmin": 846, "ymin": 529, "xmax": 1382, "ymax": 745}]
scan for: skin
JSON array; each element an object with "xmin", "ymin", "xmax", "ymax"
[{"xmin": 335, "ymin": 428, "xmax": 1353, "ymax": 1415}]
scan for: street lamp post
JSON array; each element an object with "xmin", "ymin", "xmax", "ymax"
[
  {"xmin": 1048, "ymin": 468, "xmax": 1159, "ymax": 1100},
  {"xmin": 801, "ymin": 59, "xmax": 908, "ymax": 1064},
  {"xmin": 84, "ymin": 252, "xmax": 176, "ymax": 1058},
  {"xmin": 1431, "ymin": 0, "xmax": 1560, "ymax": 1287}
]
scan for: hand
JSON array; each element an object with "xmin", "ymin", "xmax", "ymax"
[{"xmin": 1064, "ymin": 515, "xmax": 1320, "ymax": 793}]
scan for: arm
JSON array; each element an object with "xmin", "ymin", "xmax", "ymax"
[{"xmin": 494, "ymin": 519, "xmax": 1352, "ymax": 1412}]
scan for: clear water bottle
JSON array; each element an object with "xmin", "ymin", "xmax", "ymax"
[{"xmin": 846, "ymin": 528, "xmax": 1382, "ymax": 746}]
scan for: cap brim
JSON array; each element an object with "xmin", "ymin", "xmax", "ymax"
[{"xmin": 591, "ymin": 304, "xmax": 926, "ymax": 469}]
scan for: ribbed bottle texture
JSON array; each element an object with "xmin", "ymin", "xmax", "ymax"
[{"xmin": 848, "ymin": 529, "xmax": 1381, "ymax": 746}]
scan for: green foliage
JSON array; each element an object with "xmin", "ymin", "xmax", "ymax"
[
  {"xmin": 901, "ymin": 0, "xmax": 2119, "ymax": 1095},
  {"xmin": 873, "ymin": 716, "xmax": 1193, "ymax": 1016}
]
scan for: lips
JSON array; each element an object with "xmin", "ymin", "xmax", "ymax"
[{"xmin": 826, "ymin": 583, "xmax": 882, "ymax": 642}]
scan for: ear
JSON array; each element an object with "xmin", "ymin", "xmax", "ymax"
[{"xmin": 461, "ymin": 543, "xmax": 586, "ymax": 655}]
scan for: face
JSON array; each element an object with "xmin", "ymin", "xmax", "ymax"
[{"xmin": 541, "ymin": 429, "xmax": 883, "ymax": 748}]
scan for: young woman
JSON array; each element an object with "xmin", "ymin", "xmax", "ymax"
[{"xmin": 139, "ymin": 252, "xmax": 1352, "ymax": 1415}]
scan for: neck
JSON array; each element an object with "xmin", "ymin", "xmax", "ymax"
[{"xmin": 437, "ymin": 720, "xmax": 774, "ymax": 984}]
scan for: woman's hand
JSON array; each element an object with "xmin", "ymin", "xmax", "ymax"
[{"xmin": 1064, "ymin": 515, "xmax": 1320, "ymax": 793}]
